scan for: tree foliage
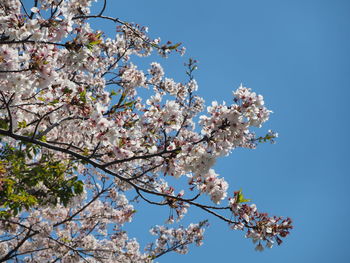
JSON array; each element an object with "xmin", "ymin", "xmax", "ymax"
[{"xmin": 0, "ymin": 0, "xmax": 292, "ymax": 262}]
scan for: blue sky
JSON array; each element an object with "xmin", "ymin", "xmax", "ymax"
[{"xmin": 90, "ymin": 0, "xmax": 350, "ymax": 262}]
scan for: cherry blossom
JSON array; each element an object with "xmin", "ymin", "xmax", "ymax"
[{"xmin": 0, "ymin": 0, "xmax": 292, "ymax": 261}]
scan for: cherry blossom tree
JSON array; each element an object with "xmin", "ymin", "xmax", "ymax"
[{"xmin": 0, "ymin": 0, "xmax": 293, "ymax": 262}]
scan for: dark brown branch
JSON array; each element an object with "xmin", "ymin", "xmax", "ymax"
[
  {"xmin": 125, "ymin": 162, "xmax": 164, "ymax": 181},
  {"xmin": 53, "ymin": 186, "xmax": 110, "ymax": 227},
  {"xmin": 0, "ymin": 39, "xmax": 66, "ymax": 47},
  {"xmin": 88, "ymin": 141, "xmax": 101, "ymax": 158},
  {"xmin": 35, "ymin": 116, "xmax": 86, "ymax": 139},
  {"xmin": 0, "ymin": 68, "xmax": 31, "ymax": 73},
  {"xmin": 23, "ymin": 87, "xmax": 49, "ymax": 101},
  {"xmin": 31, "ymin": 105, "xmax": 63, "ymax": 139},
  {"xmin": 0, "ymin": 92, "xmax": 15, "ymax": 133},
  {"xmin": 101, "ymin": 148, "xmax": 179, "ymax": 167},
  {"xmin": 97, "ymin": 0, "xmax": 107, "ymax": 16},
  {"xmin": 0, "ymin": 227, "xmax": 39, "ymax": 262},
  {"xmin": 101, "ymin": 44, "xmax": 131, "ymax": 77},
  {"xmin": 135, "ymin": 188, "xmax": 167, "ymax": 206},
  {"xmin": 45, "ymin": 236, "xmax": 91, "ymax": 263},
  {"xmin": 72, "ymin": 15, "xmax": 157, "ymax": 50},
  {"xmin": 0, "ymin": 129, "xmax": 242, "ymax": 227},
  {"xmin": 29, "ymin": 0, "xmax": 38, "ymax": 19},
  {"xmin": 50, "ymin": 0, "xmax": 64, "ymax": 18},
  {"xmin": 45, "ymin": 140, "xmax": 85, "ymax": 153},
  {"xmin": 19, "ymin": 0, "xmax": 30, "ymax": 18}
]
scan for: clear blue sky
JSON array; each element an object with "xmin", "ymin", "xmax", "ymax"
[{"xmin": 90, "ymin": 0, "xmax": 350, "ymax": 262}]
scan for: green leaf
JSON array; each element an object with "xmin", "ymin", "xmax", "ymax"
[
  {"xmin": 18, "ymin": 120, "xmax": 27, "ymax": 128},
  {"xmin": 168, "ymin": 42, "xmax": 181, "ymax": 50},
  {"xmin": 110, "ymin": 90, "xmax": 118, "ymax": 96},
  {"xmin": 0, "ymin": 144, "xmax": 85, "ymax": 214},
  {"xmin": 63, "ymin": 87, "xmax": 73, "ymax": 94},
  {"xmin": 236, "ymin": 189, "xmax": 251, "ymax": 203},
  {"xmin": 86, "ymin": 43, "xmax": 93, "ymax": 51},
  {"xmin": 73, "ymin": 180, "xmax": 84, "ymax": 194},
  {"xmin": 0, "ymin": 119, "xmax": 9, "ymax": 130},
  {"xmin": 90, "ymin": 39, "xmax": 102, "ymax": 45},
  {"xmin": 123, "ymin": 101, "xmax": 135, "ymax": 108},
  {"xmin": 39, "ymin": 136, "xmax": 47, "ymax": 142},
  {"xmin": 79, "ymin": 90, "xmax": 87, "ymax": 104},
  {"xmin": 49, "ymin": 99, "xmax": 60, "ymax": 105}
]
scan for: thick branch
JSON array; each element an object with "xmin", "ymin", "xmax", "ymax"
[{"xmin": 0, "ymin": 129, "xmax": 240, "ymax": 226}]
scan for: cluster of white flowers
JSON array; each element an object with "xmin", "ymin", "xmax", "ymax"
[
  {"xmin": 148, "ymin": 221, "xmax": 207, "ymax": 256},
  {"xmin": 199, "ymin": 85, "xmax": 271, "ymax": 156},
  {"xmin": 148, "ymin": 62, "xmax": 164, "ymax": 85},
  {"xmin": 0, "ymin": 0, "xmax": 291, "ymax": 261},
  {"xmin": 199, "ymin": 169, "xmax": 229, "ymax": 204},
  {"xmin": 229, "ymin": 191, "xmax": 293, "ymax": 251},
  {"xmin": 0, "ymin": 186, "xmax": 155, "ymax": 262},
  {"xmin": 120, "ymin": 63, "xmax": 146, "ymax": 91},
  {"xmin": 233, "ymin": 85, "xmax": 271, "ymax": 127}
]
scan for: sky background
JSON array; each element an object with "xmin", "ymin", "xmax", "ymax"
[{"xmin": 89, "ymin": 0, "xmax": 350, "ymax": 262}]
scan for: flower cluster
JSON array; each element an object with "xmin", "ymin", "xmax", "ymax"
[
  {"xmin": 229, "ymin": 191, "xmax": 293, "ymax": 251},
  {"xmin": 148, "ymin": 220, "xmax": 208, "ymax": 257},
  {"xmin": 0, "ymin": 0, "xmax": 292, "ymax": 261},
  {"xmin": 0, "ymin": 185, "xmax": 153, "ymax": 263},
  {"xmin": 199, "ymin": 85, "xmax": 272, "ymax": 156},
  {"xmin": 188, "ymin": 168, "xmax": 229, "ymax": 204}
]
